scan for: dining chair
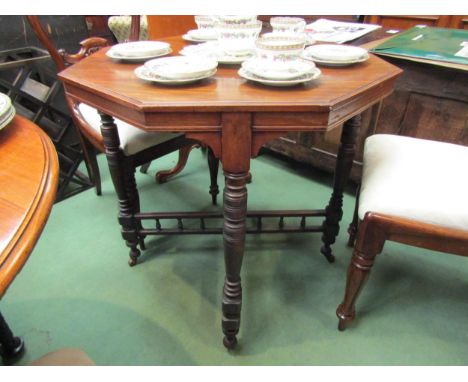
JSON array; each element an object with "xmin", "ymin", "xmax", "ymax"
[
  {"xmin": 336, "ymin": 134, "xmax": 468, "ymax": 330},
  {"xmin": 27, "ymin": 15, "xmax": 218, "ymax": 197},
  {"xmin": 26, "ymin": 16, "xmax": 220, "ymax": 265}
]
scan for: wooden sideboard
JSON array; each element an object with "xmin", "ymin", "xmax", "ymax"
[{"xmin": 265, "ymin": 23, "xmax": 468, "ymax": 183}]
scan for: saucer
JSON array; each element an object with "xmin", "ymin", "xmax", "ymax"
[
  {"xmin": 144, "ymin": 56, "xmax": 218, "ymax": 80},
  {"xmin": 187, "ymin": 29, "xmax": 217, "ymax": 41},
  {"xmin": 242, "ymin": 58, "xmax": 316, "ymax": 80},
  {"xmin": 111, "ymin": 41, "xmax": 171, "ymax": 57},
  {"xmin": 238, "ymin": 67, "xmax": 321, "ymax": 87},
  {"xmin": 134, "ymin": 66, "xmax": 216, "ymax": 85},
  {"xmin": 302, "ymin": 51, "xmax": 369, "ymax": 66},
  {"xmin": 0, "ymin": 105, "xmax": 15, "ymax": 131},
  {"xmin": 0, "ymin": 92, "xmax": 12, "ymax": 114},
  {"xmin": 106, "ymin": 48, "xmax": 172, "ymax": 62},
  {"xmin": 303, "ymin": 44, "xmax": 368, "ymax": 62},
  {"xmin": 182, "ymin": 34, "xmax": 208, "ymax": 43},
  {"xmin": 180, "ymin": 42, "xmax": 253, "ymax": 64}
]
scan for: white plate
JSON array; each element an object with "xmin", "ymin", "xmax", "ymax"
[
  {"xmin": 242, "ymin": 58, "xmax": 316, "ymax": 80},
  {"xmin": 182, "ymin": 34, "xmax": 209, "ymax": 43},
  {"xmin": 144, "ymin": 56, "xmax": 218, "ymax": 79},
  {"xmin": 134, "ymin": 66, "xmax": 217, "ymax": 85},
  {"xmin": 106, "ymin": 48, "xmax": 172, "ymax": 62},
  {"xmin": 0, "ymin": 93, "xmax": 12, "ymax": 118},
  {"xmin": 180, "ymin": 41, "xmax": 253, "ymax": 64},
  {"xmin": 238, "ymin": 67, "xmax": 321, "ymax": 87},
  {"xmin": 302, "ymin": 52, "xmax": 369, "ymax": 67},
  {"xmin": 0, "ymin": 106, "xmax": 15, "ymax": 131},
  {"xmin": 303, "ymin": 44, "xmax": 368, "ymax": 62},
  {"xmin": 111, "ymin": 41, "xmax": 171, "ymax": 57},
  {"xmin": 187, "ymin": 29, "xmax": 217, "ymax": 41}
]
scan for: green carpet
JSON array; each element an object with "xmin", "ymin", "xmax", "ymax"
[{"xmin": 2, "ymin": 150, "xmax": 467, "ymax": 365}]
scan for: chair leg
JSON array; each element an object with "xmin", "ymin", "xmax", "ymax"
[
  {"xmin": 82, "ymin": 137, "xmax": 102, "ymax": 196},
  {"xmin": 336, "ymin": 218, "xmax": 385, "ymax": 331},
  {"xmin": 140, "ymin": 162, "xmax": 151, "ymax": 174},
  {"xmin": 99, "ymin": 113, "xmax": 140, "ymax": 267},
  {"xmin": 347, "ymin": 183, "xmax": 361, "ymax": 247},
  {"xmin": 155, "ymin": 144, "xmax": 198, "ymax": 184},
  {"xmin": 0, "ymin": 311, "xmax": 25, "ymax": 362},
  {"xmin": 207, "ymin": 147, "xmax": 219, "ymax": 205}
]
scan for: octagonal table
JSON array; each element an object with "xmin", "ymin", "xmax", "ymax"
[{"xmin": 58, "ymin": 36, "xmax": 402, "ymax": 349}]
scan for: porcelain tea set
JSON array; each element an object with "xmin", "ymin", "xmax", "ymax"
[{"xmin": 107, "ymin": 16, "xmax": 370, "ymax": 87}]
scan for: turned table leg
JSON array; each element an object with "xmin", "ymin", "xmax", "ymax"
[
  {"xmin": 99, "ymin": 112, "xmax": 141, "ymax": 266},
  {"xmin": 321, "ymin": 114, "xmax": 361, "ymax": 262},
  {"xmin": 220, "ymin": 113, "xmax": 251, "ymax": 349},
  {"xmin": 222, "ymin": 171, "xmax": 248, "ymax": 349}
]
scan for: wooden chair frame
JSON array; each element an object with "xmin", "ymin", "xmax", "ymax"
[
  {"xmin": 26, "ymin": 16, "xmax": 220, "ymax": 265},
  {"xmin": 26, "ymin": 15, "xmax": 207, "ymax": 196},
  {"xmin": 337, "ymin": 190, "xmax": 468, "ymax": 330}
]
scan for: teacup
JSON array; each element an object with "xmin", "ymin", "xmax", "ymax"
[
  {"xmin": 216, "ymin": 15, "xmax": 257, "ymax": 25},
  {"xmin": 270, "ymin": 17, "xmax": 306, "ymax": 35},
  {"xmin": 195, "ymin": 15, "xmax": 215, "ymax": 30},
  {"xmin": 254, "ymin": 36, "xmax": 306, "ymax": 70},
  {"xmin": 215, "ymin": 20, "xmax": 262, "ymax": 56}
]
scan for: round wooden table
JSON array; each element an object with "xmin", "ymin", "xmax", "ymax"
[{"xmin": 0, "ymin": 115, "xmax": 58, "ymax": 361}]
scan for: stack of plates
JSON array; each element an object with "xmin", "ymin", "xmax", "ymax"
[
  {"xmin": 180, "ymin": 41, "xmax": 254, "ymax": 64},
  {"xmin": 302, "ymin": 44, "xmax": 369, "ymax": 67},
  {"xmin": 183, "ymin": 29, "xmax": 218, "ymax": 42},
  {"xmin": 239, "ymin": 58, "xmax": 321, "ymax": 87},
  {"xmin": 0, "ymin": 93, "xmax": 15, "ymax": 131},
  {"xmin": 134, "ymin": 56, "xmax": 218, "ymax": 85},
  {"xmin": 106, "ymin": 41, "xmax": 172, "ymax": 62}
]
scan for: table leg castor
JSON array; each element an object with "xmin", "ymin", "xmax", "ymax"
[
  {"xmin": 320, "ymin": 245, "xmax": 336, "ymax": 263},
  {"xmin": 223, "ymin": 335, "xmax": 238, "ymax": 350},
  {"xmin": 1, "ymin": 336, "xmax": 25, "ymax": 362}
]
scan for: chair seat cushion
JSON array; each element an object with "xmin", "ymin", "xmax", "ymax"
[
  {"xmin": 359, "ymin": 134, "xmax": 468, "ymax": 232},
  {"xmin": 78, "ymin": 103, "xmax": 181, "ymax": 156}
]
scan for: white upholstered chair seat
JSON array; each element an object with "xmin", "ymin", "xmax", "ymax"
[
  {"xmin": 78, "ymin": 103, "xmax": 181, "ymax": 156},
  {"xmin": 359, "ymin": 134, "xmax": 468, "ymax": 232}
]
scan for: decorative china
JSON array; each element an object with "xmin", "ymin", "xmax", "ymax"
[
  {"xmin": 195, "ymin": 15, "xmax": 216, "ymax": 30},
  {"xmin": 303, "ymin": 44, "xmax": 368, "ymax": 62},
  {"xmin": 0, "ymin": 93, "xmax": 15, "ymax": 131},
  {"xmin": 215, "ymin": 15, "xmax": 258, "ymax": 25},
  {"xmin": 242, "ymin": 58, "xmax": 316, "ymax": 80},
  {"xmin": 215, "ymin": 20, "xmax": 262, "ymax": 56},
  {"xmin": 134, "ymin": 66, "xmax": 216, "ymax": 85},
  {"xmin": 110, "ymin": 41, "xmax": 171, "ymax": 58},
  {"xmin": 254, "ymin": 36, "xmax": 306, "ymax": 72},
  {"xmin": 270, "ymin": 17, "xmax": 306, "ymax": 34},
  {"xmin": 144, "ymin": 56, "xmax": 218, "ymax": 80},
  {"xmin": 303, "ymin": 53, "xmax": 370, "ymax": 67},
  {"xmin": 180, "ymin": 41, "xmax": 254, "ymax": 64},
  {"xmin": 187, "ymin": 28, "xmax": 218, "ymax": 41},
  {"xmin": 261, "ymin": 32, "xmax": 315, "ymax": 46},
  {"xmin": 238, "ymin": 67, "xmax": 321, "ymax": 87},
  {"xmin": 106, "ymin": 48, "xmax": 172, "ymax": 62}
]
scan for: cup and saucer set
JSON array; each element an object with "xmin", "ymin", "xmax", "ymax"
[
  {"xmin": 239, "ymin": 36, "xmax": 321, "ymax": 87},
  {"xmin": 106, "ymin": 40, "xmax": 172, "ymax": 62},
  {"xmin": 183, "ymin": 15, "xmax": 218, "ymax": 42},
  {"xmin": 262, "ymin": 16, "xmax": 316, "ymax": 46},
  {"xmin": 180, "ymin": 16, "xmax": 262, "ymax": 64},
  {"xmin": 0, "ymin": 92, "xmax": 16, "ymax": 131}
]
